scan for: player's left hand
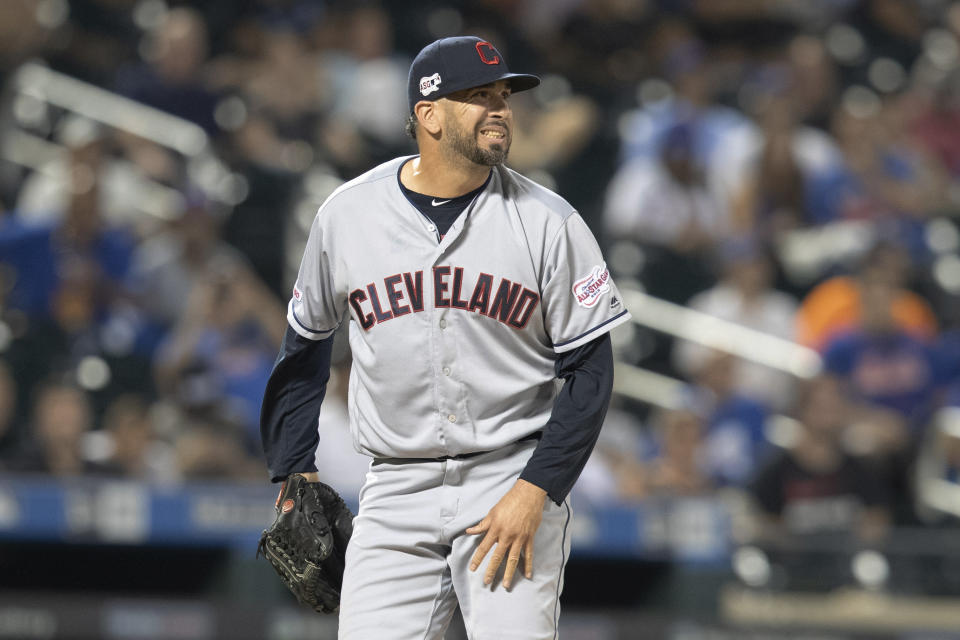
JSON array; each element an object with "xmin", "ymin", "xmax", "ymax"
[{"xmin": 466, "ymin": 478, "xmax": 547, "ymax": 589}]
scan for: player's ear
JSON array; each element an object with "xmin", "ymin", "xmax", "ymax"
[{"xmin": 415, "ymin": 100, "xmax": 442, "ymax": 137}]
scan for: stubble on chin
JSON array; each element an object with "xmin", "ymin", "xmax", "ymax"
[
  {"xmin": 446, "ymin": 125, "xmax": 510, "ymax": 167},
  {"xmin": 475, "ymin": 144, "xmax": 509, "ymax": 166}
]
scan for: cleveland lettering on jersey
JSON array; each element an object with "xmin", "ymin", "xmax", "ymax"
[{"xmin": 350, "ymin": 267, "xmax": 540, "ymax": 331}]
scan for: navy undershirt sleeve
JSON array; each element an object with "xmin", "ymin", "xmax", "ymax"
[
  {"xmin": 519, "ymin": 333, "xmax": 614, "ymax": 505},
  {"xmin": 260, "ymin": 325, "xmax": 334, "ymax": 482}
]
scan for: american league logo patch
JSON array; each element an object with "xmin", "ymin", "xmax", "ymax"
[
  {"xmin": 572, "ymin": 263, "xmax": 611, "ymax": 308},
  {"xmin": 420, "ymin": 73, "xmax": 441, "ymax": 96}
]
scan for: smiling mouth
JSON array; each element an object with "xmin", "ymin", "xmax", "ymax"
[{"xmin": 480, "ymin": 127, "xmax": 507, "ymax": 140}]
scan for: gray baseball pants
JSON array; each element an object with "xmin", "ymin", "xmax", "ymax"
[{"xmin": 337, "ymin": 438, "xmax": 572, "ymax": 640}]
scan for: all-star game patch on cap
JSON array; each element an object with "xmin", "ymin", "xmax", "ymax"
[{"xmin": 407, "ymin": 36, "xmax": 540, "ymax": 113}]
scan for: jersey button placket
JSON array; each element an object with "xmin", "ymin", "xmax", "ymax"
[{"xmin": 434, "ymin": 312, "xmax": 457, "ymax": 450}]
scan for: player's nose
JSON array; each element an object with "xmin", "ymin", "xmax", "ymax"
[{"xmin": 487, "ymin": 95, "xmax": 510, "ymax": 118}]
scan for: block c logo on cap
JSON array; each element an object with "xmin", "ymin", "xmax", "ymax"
[
  {"xmin": 420, "ymin": 73, "xmax": 442, "ymax": 96},
  {"xmin": 475, "ymin": 41, "xmax": 500, "ymax": 65}
]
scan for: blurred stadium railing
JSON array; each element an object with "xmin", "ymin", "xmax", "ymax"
[{"xmin": 1, "ymin": 61, "xmax": 245, "ymax": 218}]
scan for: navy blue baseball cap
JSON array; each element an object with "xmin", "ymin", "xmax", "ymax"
[{"xmin": 407, "ymin": 36, "xmax": 540, "ymax": 113}]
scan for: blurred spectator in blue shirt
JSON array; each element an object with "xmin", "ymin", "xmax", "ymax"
[
  {"xmin": 683, "ymin": 352, "xmax": 772, "ymax": 488},
  {"xmin": 0, "ymin": 130, "xmax": 135, "ymax": 320},
  {"xmin": 813, "ymin": 94, "xmax": 948, "ymax": 226},
  {"xmin": 0, "ymin": 123, "xmax": 150, "ymax": 402},
  {"xmin": 823, "ymin": 259, "xmax": 941, "ymax": 428},
  {"xmin": 153, "ymin": 258, "xmax": 285, "ymax": 453}
]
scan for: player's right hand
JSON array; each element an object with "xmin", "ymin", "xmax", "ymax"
[{"xmin": 465, "ymin": 478, "xmax": 547, "ymax": 589}]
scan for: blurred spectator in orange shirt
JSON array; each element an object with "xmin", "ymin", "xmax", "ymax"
[{"xmin": 796, "ymin": 242, "xmax": 937, "ymax": 351}]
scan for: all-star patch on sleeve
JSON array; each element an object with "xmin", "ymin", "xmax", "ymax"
[
  {"xmin": 539, "ymin": 212, "xmax": 631, "ymax": 353},
  {"xmin": 288, "ymin": 210, "xmax": 346, "ymax": 341}
]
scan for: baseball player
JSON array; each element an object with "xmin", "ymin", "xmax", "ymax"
[{"xmin": 260, "ymin": 36, "xmax": 631, "ymax": 639}]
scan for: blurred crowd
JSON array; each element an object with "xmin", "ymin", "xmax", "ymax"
[{"xmin": 2, "ymin": 0, "xmax": 960, "ymax": 550}]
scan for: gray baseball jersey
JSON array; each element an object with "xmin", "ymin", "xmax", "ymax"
[{"xmin": 287, "ymin": 156, "xmax": 631, "ymax": 461}]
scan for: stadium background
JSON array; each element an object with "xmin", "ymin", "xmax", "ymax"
[{"xmin": 3, "ymin": 0, "xmax": 960, "ymax": 638}]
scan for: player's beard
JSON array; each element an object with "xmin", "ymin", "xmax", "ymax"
[{"xmin": 446, "ymin": 119, "xmax": 511, "ymax": 166}]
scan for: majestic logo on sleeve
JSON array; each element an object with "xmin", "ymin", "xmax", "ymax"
[
  {"xmin": 292, "ymin": 285, "xmax": 302, "ymax": 301},
  {"xmin": 349, "ymin": 267, "xmax": 539, "ymax": 332},
  {"xmin": 572, "ymin": 263, "xmax": 611, "ymax": 308},
  {"xmin": 420, "ymin": 73, "xmax": 442, "ymax": 96}
]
